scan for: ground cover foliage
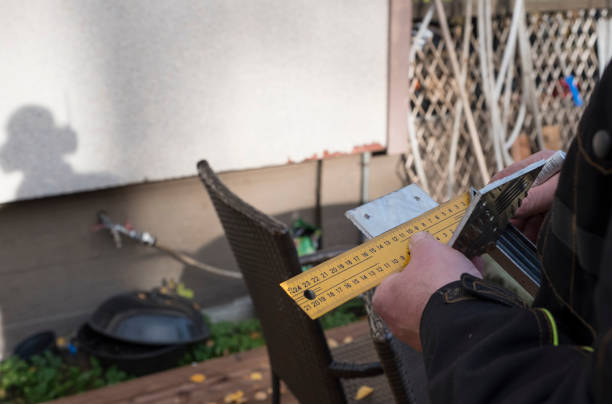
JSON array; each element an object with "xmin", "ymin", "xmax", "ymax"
[{"xmin": 0, "ymin": 299, "xmax": 365, "ymax": 403}]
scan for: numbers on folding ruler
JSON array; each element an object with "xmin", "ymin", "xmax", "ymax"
[{"xmin": 280, "ymin": 193, "xmax": 470, "ymax": 319}]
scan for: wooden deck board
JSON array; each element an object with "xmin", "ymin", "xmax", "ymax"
[{"xmin": 49, "ymin": 321, "xmax": 370, "ymax": 404}]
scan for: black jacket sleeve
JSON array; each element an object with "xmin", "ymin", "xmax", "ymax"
[{"xmin": 420, "ymin": 274, "xmax": 599, "ymax": 403}]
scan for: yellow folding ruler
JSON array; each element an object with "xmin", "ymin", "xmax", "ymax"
[
  {"xmin": 280, "ymin": 193, "xmax": 469, "ymax": 319},
  {"xmin": 280, "ymin": 154, "xmax": 563, "ymax": 319}
]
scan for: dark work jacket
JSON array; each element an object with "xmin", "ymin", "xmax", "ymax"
[{"xmin": 420, "ymin": 64, "xmax": 612, "ymax": 403}]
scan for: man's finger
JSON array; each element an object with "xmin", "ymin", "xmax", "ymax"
[
  {"xmin": 521, "ymin": 213, "xmax": 546, "ymax": 244},
  {"xmin": 490, "ymin": 150, "xmax": 556, "ymax": 182},
  {"xmin": 408, "ymin": 232, "xmax": 481, "ymax": 279},
  {"xmin": 406, "ymin": 232, "xmax": 442, "ymax": 268},
  {"xmin": 408, "ymin": 231, "xmax": 434, "ymax": 253},
  {"xmin": 514, "ymin": 173, "xmax": 559, "ymax": 218}
]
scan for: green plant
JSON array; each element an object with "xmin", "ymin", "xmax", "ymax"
[
  {"xmin": 319, "ymin": 298, "xmax": 365, "ymax": 330},
  {"xmin": 180, "ymin": 317, "xmax": 266, "ymax": 365},
  {"xmin": 0, "ymin": 352, "xmax": 130, "ymax": 404},
  {"xmin": 0, "ymin": 299, "xmax": 366, "ymax": 402},
  {"xmin": 180, "ymin": 299, "xmax": 365, "ymax": 366}
]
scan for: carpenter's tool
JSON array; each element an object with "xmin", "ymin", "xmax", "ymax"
[
  {"xmin": 280, "ymin": 152, "xmax": 565, "ymax": 319},
  {"xmin": 448, "ymin": 150, "xmax": 564, "ymax": 259}
]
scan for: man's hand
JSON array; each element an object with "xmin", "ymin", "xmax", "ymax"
[
  {"xmin": 372, "ymin": 151, "xmax": 560, "ymax": 351},
  {"xmin": 372, "ymin": 232, "xmax": 481, "ymax": 351},
  {"xmin": 491, "ymin": 150, "xmax": 560, "ymax": 243}
]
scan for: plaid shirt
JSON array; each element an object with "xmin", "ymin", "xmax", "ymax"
[{"xmin": 420, "ymin": 64, "xmax": 612, "ymax": 403}]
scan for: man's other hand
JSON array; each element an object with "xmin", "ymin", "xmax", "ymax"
[
  {"xmin": 490, "ymin": 150, "xmax": 560, "ymax": 243},
  {"xmin": 372, "ymin": 232, "xmax": 481, "ymax": 351}
]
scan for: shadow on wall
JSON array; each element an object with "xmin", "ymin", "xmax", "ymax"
[
  {"xmin": 0, "ymin": 105, "xmax": 119, "ymax": 357},
  {"xmin": 0, "ymin": 105, "xmax": 117, "ymax": 200}
]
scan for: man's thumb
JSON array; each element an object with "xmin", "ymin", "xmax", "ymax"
[{"xmin": 408, "ymin": 232, "xmax": 436, "ymax": 258}]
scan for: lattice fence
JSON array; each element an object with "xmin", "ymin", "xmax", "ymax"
[{"xmin": 405, "ymin": 8, "xmax": 605, "ymax": 202}]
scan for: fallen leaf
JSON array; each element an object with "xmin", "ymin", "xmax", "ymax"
[
  {"xmin": 343, "ymin": 336, "xmax": 354, "ymax": 344},
  {"xmin": 327, "ymin": 338, "xmax": 339, "ymax": 348},
  {"xmin": 224, "ymin": 390, "xmax": 246, "ymax": 403},
  {"xmin": 190, "ymin": 373, "xmax": 206, "ymax": 383},
  {"xmin": 254, "ymin": 391, "xmax": 267, "ymax": 401},
  {"xmin": 355, "ymin": 385, "xmax": 374, "ymax": 400},
  {"xmin": 250, "ymin": 372, "xmax": 263, "ymax": 381}
]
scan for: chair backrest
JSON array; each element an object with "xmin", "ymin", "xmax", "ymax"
[{"xmin": 198, "ymin": 161, "xmax": 347, "ymax": 404}]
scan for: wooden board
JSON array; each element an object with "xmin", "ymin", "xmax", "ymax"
[
  {"xmin": 511, "ymin": 134, "xmax": 532, "ymax": 162},
  {"xmin": 49, "ymin": 321, "xmax": 370, "ymax": 404},
  {"xmin": 542, "ymin": 125, "xmax": 563, "ymax": 151}
]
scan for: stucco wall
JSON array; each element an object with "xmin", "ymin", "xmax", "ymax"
[{"xmin": 0, "ymin": 0, "xmax": 388, "ymax": 203}]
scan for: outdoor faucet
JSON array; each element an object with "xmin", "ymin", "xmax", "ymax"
[{"xmin": 96, "ymin": 210, "xmax": 157, "ymax": 248}]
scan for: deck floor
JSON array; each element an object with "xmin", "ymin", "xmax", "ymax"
[{"xmin": 49, "ymin": 321, "xmax": 371, "ymax": 404}]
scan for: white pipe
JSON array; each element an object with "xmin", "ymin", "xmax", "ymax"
[
  {"xmin": 485, "ymin": 0, "xmax": 509, "ymax": 167},
  {"xmin": 494, "ymin": 0, "xmax": 523, "ymax": 99},
  {"xmin": 505, "ymin": 101, "xmax": 527, "ymax": 149},
  {"xmin": 597, "ymin": 18, "xmax": 612, "ymax": 77},
  {"xmin": 477, "ymin": 0, "xmax": 504, "ymax": 171},
  {"xmin": 434, "ymin": 0, "xmax": 490, "ymax": 184},
  {"xmin": 502, "ymin": 143, "xmax": 514, "ymax": 165},
  {"xmin": 501, "ymin": 46, "xmax": 515, "ymax": 133},
  {"xmin": 477, "ymin": 0, "xmax": 490, "ymax": 100},
  {"xmin": 447, "ymin": 0, "xmax": 473, "ymax": 199},
  {"xmin": 459, "ymin": 0, "xmax": 473, "ymax": 80},
  {"xmin": 484, "ymin": 0, "xmax": 495, "ymax": 89},
  {"xmin": 491, "ymin": 0, "xmax": 526, "ymax": 165},
  {"xmin": 406, "ymin": 113, "xmax": 429, "ymax": 193},
  {"xmin": 517, "ymin": 9, "xmax": 544, "ymax": 149},
  {"xmin": 608, "ymin": 18, "xmax": 612, "ymax": 72},
  {"xmin": 608, "ymin": 18, "xmax": 612, "ymax": 74},
  {"xmin": 500, "ymin": 53, "xmax": 517, "ymax": 166},
  {"xmin": 405, "ymin": 4, "xmax": 434, "ymax": 194},
  {"xmin": 598, "ymin": 19, "xmax": 606, "ymax": 77},
  {"xmin": 409, "ymin": 5, "xmax": 435, "ymax": 68},
  {"xmin": 447, "ymin": 102, "xmax": 464, "ymax": 199},
  {"xmin": 361, "ymin": 151, "xmax": 371, "ymax": 204}
]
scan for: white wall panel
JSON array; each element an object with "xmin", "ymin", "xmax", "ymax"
[{"xmin": 0, "ymin": 0, "xmax": 388, "ymax": 203}]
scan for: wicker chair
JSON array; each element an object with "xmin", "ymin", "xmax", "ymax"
[
  {"xmin": 363, "ymin": 290, "xmax": 430, "ymax": 403},
  {"xmin": 198, "ymin": 160, "xmax": 395, "ymax": 404}
]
